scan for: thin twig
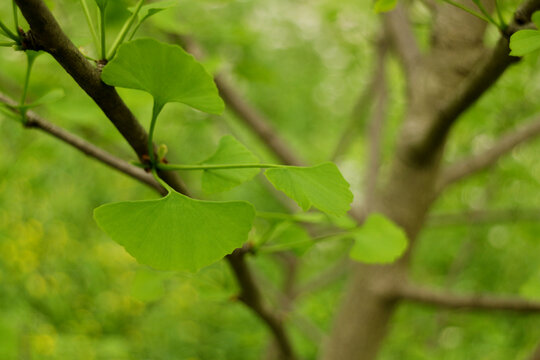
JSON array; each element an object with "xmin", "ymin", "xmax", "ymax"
[
  {"xmin": 227, "ymin": 249, "xmax": 297, "ymax": 360},
  {"xmin": 428, "ymin": 208, "xmax": 540, "ymax": 226},
  {"xmin": 438, "ymin": 116, "xmax": 540, "ymax": 191},
  {"xmin": 396, "ymin": 283, "xmax": 540, "ymax": 312},
  {"xmin": 14, "ymin": 2, "xmax": 295, "ymax": 355},
  {"xmin": 0, "ymin": 92, "xmax": 164, "ymax": 194},
  {"xmin": 172, "ymin": 33, "xmax": 304, "ymax": 166},
  {"xmin": 406, "ymin": 0, "xmax": 540, "ymax": 164},
  {"xmin": 383, "ymin": 4, "xmax": 422, "ymax": 77},
  {"xmin": 331, "ymin": 37, "xmax": 388, "ymax": 161},
  {"xmin": 14, "ymin": 0, "xmax": 189, "ymax": 195}
]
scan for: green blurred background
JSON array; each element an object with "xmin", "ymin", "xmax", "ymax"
[{"xmin": 1, "ymin": 0, "xmax": 540, "ymax": 358}]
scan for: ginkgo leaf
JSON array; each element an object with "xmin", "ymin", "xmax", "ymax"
[
  {"xmin": 509, "ymin": 30, "xmax": 540, "ymax": 56},
  {"xmin": 94, "ymin": 191, "xmax": 255, "ymax": 272},
  {"xmin": 265, "ymin": 162, "xmax": 353, "ymax": 216},
  {"xmin": 101, "ymin": 38, "xmax": 224, "ymax": 114},
  {"xmin": 349, "ymin": 213, "xmax": 408, "ymax": 264},
  {"xmin": 201, "ymin": 136, "xmax": 260, "ymax": 194},
  {"xmin": 374, "ymin": 0, "xmax": 397, "ymax": 13},
  {"xmin": 532, "ymin": 11, "xmax": 540, "ymax": 29}
]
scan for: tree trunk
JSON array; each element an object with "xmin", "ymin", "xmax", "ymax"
[{"xmin": 321, "ymin": 2, "xmax": 492, "ymax": 359}]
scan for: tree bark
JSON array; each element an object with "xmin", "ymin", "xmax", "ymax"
[{"xmin": 321, "ymin": 2, "xmax": 498, "ymax": 358}]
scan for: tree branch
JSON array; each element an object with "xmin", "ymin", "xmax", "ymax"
[
  {"xmin": 14, "ymin": 0, "xmax": 188, "ymax": 195},
  {"xmin": 227, "ymin": 249, "xmax": 296, "ymax": 360},
  {"xmin": 396, "ymin": 283, "xmax": 540, "ymax": 312},
  {"xmin": 383, "ymin": 4, "xmax": 421, "ymax": 77},
  {"xmin": 406, "ymin": 0, "xmax": 540, "ymax": 164},
  {"xmin": 174, "ymin": 34, "xmax": 303, "ymax": 166},
  {"xmin": 14, "ymin": 2, "xmax": 295, "ymax": 356},
  {"xmin": 331, "ymin": 37, "xmax": 388, "ymax": 162},
  {"xmin": 428, "ymin": 208, "xmax": 540, "ymax": 226},
  {"xmin": 0, "ymin": 93, "xmax": 163, "ymax": 194},
  {"xmin": 438, "ymin": 116, "xmax": 540, "ymax": 190}
]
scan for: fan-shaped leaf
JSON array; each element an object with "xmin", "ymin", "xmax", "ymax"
[
  {"xmin": 265, "ymin": 162, "xmax": 353, "ymax": 216},
  {"xmin": 94, "ymin": 191, "xmax": 255, "ymax": 272},
  {"xmin": 101, "ymin": 38, "xmax": 224, "ymax": 114},
  {"xmin": 510, "ymin": 30, "xmax": 540, "ymax": 56},
  {"xmin": 349, "ymin": 213, "xmax": 408, "ymax": 264},
  {"xmin": 201, "ymin": 136, "xmax": 259, "ymax": 193}
]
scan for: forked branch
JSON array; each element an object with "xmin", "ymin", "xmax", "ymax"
[
  {"xmin": 407, "ymin": 0, "xmax": 540, "ymax": 164},
  {"xmin": 14, "ymin": 1, "xmax": 295, "ymax": 356},
  {"xmin": 438, "ymin": 116, "xmax": 540, "ymax": 191}
]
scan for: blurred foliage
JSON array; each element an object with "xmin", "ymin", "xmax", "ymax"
[{"xmin": 1, "ymin": 0, "xmax": 540, "ymax": 359}]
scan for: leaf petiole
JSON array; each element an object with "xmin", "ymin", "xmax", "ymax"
[
  {"xmin": 79, "ymin": 0, "xmax": 100, "ymax": 54},
  {"xmin": 0, "ymin": 41, "xmax": 16, "ymax": 47},
  {"xmin": 472, "ymin": 0, "xmax": 500, "ymax": 28},
  {"xmin": 12, "ymin": 1, "xmax": 19, "ymax": 34},
  {"xmin": 97, "ymin": 5, "xmax": 107, "ymax": 59},
  {"xmin": 19, "ymin": 51, "xmax": 40, "ymax": 124},
  {"xmin": 0, "ymin": 18, "xmax": 19, "ymax": 42},
  {"xmin": 150, "ymin": 167, "xmax": 174, "ymax": 193},
  {"xmin": 157, "ymin": 163, "xmax": 286, "ymax": 171},
  {"xmin": 494, "ymin": 0, "xmax": 507, "ymax": 30},
  {"xmin": 257, "ymin": 231, "xmax": 350, "ymax": 254},
  {"xmin": 441, "ymin": 0, "xmax": 491, "ymax": 24},
  {"xmin": 107, "ymin": 0, "xmax": 145, "ymax": 59},
  {"xmin": 148, "ymin": 100, "xmax": 164, "ymax": 166}
]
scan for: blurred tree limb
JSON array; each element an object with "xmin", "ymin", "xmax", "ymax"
[
  {"xmin": 13, "ymin": 1, "xmax": 295, "ymax": 358},
  {"xmin": 438, "ymin": 116, "xmax": 540, "ymax": 191},
  {"xmin": 0, "ymin": 92, "xmax": 163, "ymax": 194},
  {"xmin": 394, "ymin": 283, "xmax": 540, "ymax": 312}
]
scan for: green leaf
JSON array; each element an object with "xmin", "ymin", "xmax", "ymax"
[
  {"xmin": 201, "ymin": 136, "xmax": 260, "ymax": 194},
  {"xmin": 509, "ymin": 30, "xmax": 540, "ymax": 56},
  {"xmin": 265, "ymin": 162, "xmax": 353, "ymax": 216},
  {"xmin": 94, "ymin": 191, "xmax": 255, "ymax": 272},
  {"xmin": 131, "ymin": 0, "xmax": 178, "ymax": 22},
  {"xmin": 349, "ymin": 213, "xmax": 408, "ymax": 264},
  {"xmin": 101, "ymin": 38, "xmax": 224, "ymax": 114},
  {"xmin": 532, "ymin": 11, "xmax": 540, "ymax": 29},
  {"xmin": 374, "ymin": 0, "xmax": 397, "ymax": 13}
]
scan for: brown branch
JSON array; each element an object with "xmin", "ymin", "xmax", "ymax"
[
  {"xmin": 438, "ymin": 117, "xmax": 540, "ymax": 190},
  {"xmin": 227, "ymin": 249, "xmax": 296, "ymax": 360},
  {"xmin": 364, "ymin": 41, "xmax": 389, "ymax": 207},
  {"xmin": 428, "ymin": 208, "xmax": 540, "ymax": 226},
  {"xmin": 331, "ymin": 37, "xmax": 388, "ymax": 161},
  {"xmin": 293, "ymin": 257, "xmax": 351, "ymax": 299},
  {"xmin": 14, "ymin": 1, "xmax": 295, "ymax": 356},
  {"xmin": 529, "ymin": 342, "xmax": 540, "ymax": 360},
  {"xmin": 396, "ymin": 284, "xmax": 540, "ymax": 312},
  {"xmin": 14, "ymin": 0, "xmax": 188, "ymax": 195},
  {"xmin": 174, "ymin": 34, "xmax": 303, "ymax": 166},
  {"xmin": 383, "ymin": 4, "xmax": 422, "ymax": 77},
  {"xmin": 407, "ymin": 0, "xmax": 540, "ymax": 164},
  {"xmin": 215, "ymin": 75, "xmax": 304, "ymax": 166},
  {"xmin": 0, "ymin": 93, "xmax": 164, "ymax": 194}
]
